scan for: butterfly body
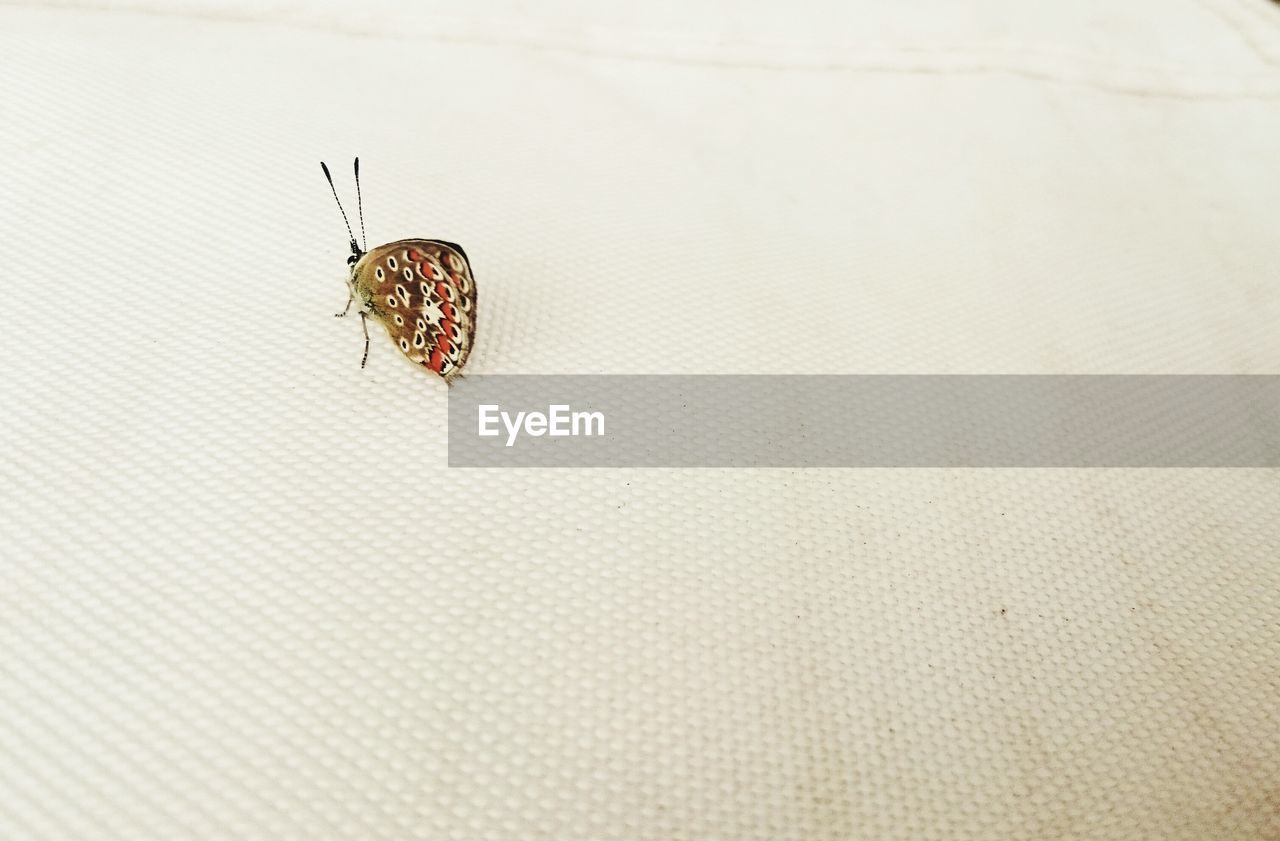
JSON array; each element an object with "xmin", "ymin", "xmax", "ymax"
[
  {"xmin": 323, "ymin": 159, "xmax": 477, "ymax": 384},
  {"xmin": 349, "ymin": 238, "xmax": 477, "ymax": 383}
]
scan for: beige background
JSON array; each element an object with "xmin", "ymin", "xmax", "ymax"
[{"xmin": 1, "ymin": 1, "xmax": 1279, "ymax": 838}]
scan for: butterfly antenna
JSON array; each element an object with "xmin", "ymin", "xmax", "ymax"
[
  {"xmin": 354, "ymin": 157, "xmax": 367, "ymax": 251},
  {"xmin": 320, "ymin": 161, "xmax": 359, "ymax": 257}
]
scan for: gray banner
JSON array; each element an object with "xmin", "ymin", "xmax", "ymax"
[{"xmin": 446, "ymin": 376, "xmax": 1280, "ymax": 467}]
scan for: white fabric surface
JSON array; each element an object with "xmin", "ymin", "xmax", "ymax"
[{"xmin": 2, "ymin": 1, "xmax": 1279, "ymax": 838}]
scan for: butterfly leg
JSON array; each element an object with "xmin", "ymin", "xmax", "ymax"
[
  {"xmin": 334, "ymin": 292, "xmax": 354, "ymax": 318},
  {"xmin": 359, "ymin": 311, "xmax": 370, "ymax": 369}
]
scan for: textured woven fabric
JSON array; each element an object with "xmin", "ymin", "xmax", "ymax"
[{"xmin": 2, "ymin": 1, "xmax": 1279, "ymax": 838}]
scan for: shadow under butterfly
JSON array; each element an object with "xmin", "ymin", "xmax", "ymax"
[{"xmin": 322, "ymin": 158, "xmax": 477, "ymax": 384}]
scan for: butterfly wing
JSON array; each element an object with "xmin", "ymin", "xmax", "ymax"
[{"xmin": 354, "ymin": 239, "xmax": 477, "ymax": 382}]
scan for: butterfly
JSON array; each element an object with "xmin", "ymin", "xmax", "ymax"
[{"xmin": 322, "ymin": 158, "xmax": 477, "ymax": 384}]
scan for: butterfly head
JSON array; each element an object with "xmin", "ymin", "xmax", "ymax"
[{"xmin": 321, "ymin": 157, "xmax": 367, "ymax": 269}]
